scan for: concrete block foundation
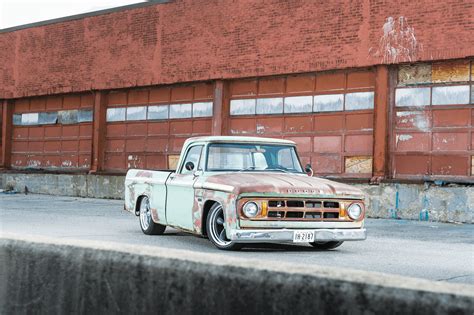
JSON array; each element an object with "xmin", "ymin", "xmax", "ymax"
[{"xmin": 0, "ymin": 173, "xmax": 472, "ymax": 223}]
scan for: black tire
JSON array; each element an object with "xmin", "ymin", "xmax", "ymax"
[
  {"xmin": 138, "ymin": 196, "xmax": 166, "ymax": 235},
  {"xmin": 309, "ymin": 241, "xmax": 344, "ymax": 250},
  {"xmin": 206, "ymin": 203, "xmax": 242, "ymax": 251}
]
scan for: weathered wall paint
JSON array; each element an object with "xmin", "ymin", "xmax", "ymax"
[{"xmin": 1, "ymin": 0, "xmax": 473, "ymax": 98}]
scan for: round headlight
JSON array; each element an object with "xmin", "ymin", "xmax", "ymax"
[
  {"xmin": 243, "ymin": 202, "xmax": 259, "ymax": 218},
  {"xmin": 347, "ymin": 203, "xmax": 363, "ymax": 220}
]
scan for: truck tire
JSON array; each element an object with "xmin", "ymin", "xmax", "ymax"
[
  {"xmin": 139, "ymin": 196, "xmax": 166, "ymax": 235},
  {"xmin": 309, "ymin": 241, "xmax": 343, "ymax": 250},
  {"xmin": 206, "ymin": 202, "xmax": 242, "ymax": 251}
]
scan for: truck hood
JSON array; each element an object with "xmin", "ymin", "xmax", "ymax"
[{"xmin": 202, "ymin": 172, "xmax": 364, "ymax": 199}]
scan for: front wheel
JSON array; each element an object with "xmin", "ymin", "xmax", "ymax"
[
  {"xmin": 309, "ymin": 241, "xmax": 344, "ymax": 250},
  {"xmin": 206, "ymin": 203, "xmax": 242, "ymax": 251},
  {"xmin": 139, "ymin": 196, "xmax": 166, "ymax": 235}
]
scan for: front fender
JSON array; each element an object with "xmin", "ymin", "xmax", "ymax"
[{"xmin": 197, "ymin": 190, "xmax": 238, "ymax": 237}]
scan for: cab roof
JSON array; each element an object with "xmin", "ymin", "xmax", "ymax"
[{"xmin": 184, "ymin": 136, "xmax": 296, "ymax": 146}]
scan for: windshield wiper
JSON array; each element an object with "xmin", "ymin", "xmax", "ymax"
[
  {"xmin": 264, "ymin": 168, "xmax": 291, "ymax": 173},
  {"xmin": 238, "ymin": 166, "xmax": 257, "ymax": 172}
]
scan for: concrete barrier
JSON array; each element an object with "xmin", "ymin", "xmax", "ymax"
[{"xmin": 1, "ymin": 234, "xmax": 473, "ymax": 314}]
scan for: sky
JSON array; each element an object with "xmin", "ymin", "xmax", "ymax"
[{"xmin": 0, "ymin": 0, "xmax": 146, "ymax": 29}]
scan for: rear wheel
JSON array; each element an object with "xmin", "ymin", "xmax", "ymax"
[
  {"xmin": 139, "ymin": 196, "xmax": 166, "ymax": 235},
  {"xmin": 309, "ymin": 241, "xmax": 343, "ymax": 250},
  {"xmin": 206, "ymin": 203, "xmax": 242, "ymax": 251}
]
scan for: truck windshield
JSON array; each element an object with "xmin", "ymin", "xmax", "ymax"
[{"xmin": 206, "ymin": 143, "xmax": 303, "ymax": 173}]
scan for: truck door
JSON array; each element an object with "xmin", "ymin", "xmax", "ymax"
[{"xmin": 165, "ymin": 144, "xmax": 204, "ymax": 231}]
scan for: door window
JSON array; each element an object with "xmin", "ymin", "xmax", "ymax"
[{"xmin": 180, "ymin": 145, "xmax": 203, "ymax": 175}]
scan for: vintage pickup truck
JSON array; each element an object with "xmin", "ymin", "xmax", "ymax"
[{"xmin": 125, "ymin": 136, "xmax": 366, "ymax": 250}]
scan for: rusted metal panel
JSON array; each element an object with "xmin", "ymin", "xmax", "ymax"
[
  {"xmin": 372, "ymin": 65, "xmax": 390, "ymax": 179},
  {"xmin": 63, "ymin": 95, "xmax": 81, "ymax": 109},
  {"xmin": 146, "ymin": 155, "xmax": 167, "ymax": 169},
  {"xmin": 313, "ymin": 136, "xmax": 341, "ymax": 153},
  {"xmin": 315, "ymin": 73, "xmax": 345, "ymax": 91},
  {"xmin": 194, "ymin": 83, "xmax": 214, "ymax": 100},
  {"xmin": 192, "ymin": 119, "xmax": 212, "ymax": 134},
  {"xmin": 431, "ymin": 155, "xmax": 469, "ymax": 176},
  {"xmin": 106, "ymin": 139, "xmax": 126, "ymax": 153},
  {"xmin": 46, "ymin": 96, "xmax": 62, "ymax": 110},
  {"xmin": 128, "ymin": 89, "xmax": 149, "ymax": 105},
  {"xmin": 170, "ymin": 137, "xmax": 186, "ymax": 153},
  {"xmin": 14, "ymin": 99, "xmax": 30, "ymax": 113},
  {"xmin": 229, "ymin": 80, "xmax": 258, "ymax": 97},
  {"xmin": 345, "ymin": 113, "xmax": 373, "ymax": 130},
  {"xmin": 258, "ymin": 77, "xmax": 285, "ymax": 95},
  {"xmin": 432, "ymin": 60, "xmax": 470, "ymax": 83},
  {"xmin": 393, "ymin": 155, "xmax": 430, "ymax": 175},
  {"xmin": 471, "ymin": 156, "xmax": 474, "ymax": 176},
  {"xmin": 171, "ymin": 86, "xmax": 194, "ymax": 102},
  {"xmin": 286, "ymin": 75, "xmax": 315, "ymax": 93},
  {"xmin": 345, "ymin": 156, "xmax": 373, "ymax": 173},
  {"xmin": 1, "ymin": 100, "xmax": 12, "ymax": 168},
  {"xmin": 347, "ymin": 71, "xmax": 375, "ymax": 89},
  {"xmin": 256, "ymin": 117, "xmax": 283, "ymax": 135},
  {"xmin": 432, "ymin": 132, "xmax": 469, "ymax": 151},
  {"xmin": 105, "ymin": 154, "xmax": 126, "ymax": 170},
  {"xmin": 126, "ymin": 123, "xmax": 147, "ymax": 136},
  {"xmin": 284, "ymin": 136, "xmax": 311, "ymax": 153},
  {"xmin": 170, "ymin": 120, "xmax": 193, "ymax": 135},
  {"xmin": 284, "ymin": 116, "xmax": 312, "ymax": 133},
  {"xmin": 126, "ymin": 139, "xmax": 147, "ymax": 153},
  {"xmin": 397, "ymin": 63, "xmax": 431, "ymax": 85},
  {"xmin": 313, "ymin": 115, "xmax": 344, "ymax": 131},
  {"xmin": 345, "ymin": 134, "xmax": 373, "ymax": 153},
  {"xmin": 29, "ymin": 98, "xmax": 46, "ymax": 111},
  {"xmin": 148, "ymin": 122, "xmax": 169, "ymax": 135},
  {"xmin": 395, "ymin": 111, "xmax": 431, "ymax": 130},
  {"xmin": 149, "ymin": 87, "xmax": 171, "ymax": 103},
  {"xmin": 395, "ymin": 133, "xmax": 430, "ymax": 152},
  {"xmin": 146, "ymin": 138, "xmax": 168, "ymax": 153},
  {"xmin": 230, "ymin": 117, "xmax": 256, "ymax": 134},
  {"xmin": 312, "ymin": 154, "xmax": 341, "ymax": 174},
  {"xmin": 108, "ymin": 91, "xmax": 127, "ymax": 106},
  {"xmin": 81, "ymin": 94, "xmax": 94, "ymax": 108},
  {"xmin": 432, "ymin": 109, "xmax": 470, "ymax": 127}
]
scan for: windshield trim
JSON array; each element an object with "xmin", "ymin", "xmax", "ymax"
[{"xmin": 204, "ymin": 142, "xmax": 304, "ymax": 173}]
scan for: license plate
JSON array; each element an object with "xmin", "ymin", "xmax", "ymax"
[{"xmin": 293, "ymin": 230, "xmax": 315, "ymax": 243}]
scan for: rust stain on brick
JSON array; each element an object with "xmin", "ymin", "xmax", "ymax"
[
  {"xmin": 345, "ymin": 156, "xmax": 372, "ymax": 174},
  {"xmin": 398, "ymin": 63, "xmax": 431, "ymax": 85},
  {"xmin": 432, "ymin": 60, "xmax": 470, "ymax": 83}
]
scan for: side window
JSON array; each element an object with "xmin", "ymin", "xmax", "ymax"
[{"xmin": 180, "ymin": 145, "xmax": 203, "ymax": 175}]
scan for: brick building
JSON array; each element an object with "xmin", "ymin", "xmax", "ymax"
[{"xmin": 0, "ymin": 0, "xmax": 473, "ymax": 221}]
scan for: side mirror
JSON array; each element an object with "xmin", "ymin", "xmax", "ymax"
[
  {"xmin": 305, "ymin": 164, "xmax": 313, "ymax": 177},
  {"xmin": 185, "ymin": 161, "xmax": 195, "ymax": 171}
]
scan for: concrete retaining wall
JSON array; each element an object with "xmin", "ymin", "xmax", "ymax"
[
  {"xmin": 0, "ymin": 172, "xmax": 472, "ymax": 223},
  {"xmin": 1, "ymin": 235, "xmax": 473, "ymax": 315}
]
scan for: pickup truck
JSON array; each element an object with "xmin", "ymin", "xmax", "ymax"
[{"xmin": 125, "ymin": 136, "xmax": 366, "ymax": 250}]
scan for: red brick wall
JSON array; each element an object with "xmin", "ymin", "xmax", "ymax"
[{"xmin": 1, "ymin": 0, "xmax": 473, "ymax": 98}]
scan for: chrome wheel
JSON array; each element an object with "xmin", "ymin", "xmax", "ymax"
[
  {"xmin": 209, "ymin": 204, "xmax": 231, "ymax": 246},
  {"xmin": 139, "ymin": 197, "xmax": 151, "ymax": 231}
]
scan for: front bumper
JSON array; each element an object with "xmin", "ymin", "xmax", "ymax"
[{"xmin": 229, "ymin": 228, "xmax": 366, "ymax": 243}]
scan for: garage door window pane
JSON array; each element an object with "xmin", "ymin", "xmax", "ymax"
[
  {"xmin": 230, "ymin": 99, "xmax": 256, "ymax": 115},
  {"xmin": 432, "ymin": 85, "xmax": 470, "ymax": 105},
  {"xmin": 13, "ymin": 114, "xmax": 22, "ymax": 125},
  {"xmin": 148, "ymin": 105, "xmax": 169, "ymax": 120},
  {"xmin": 256, "ymin": 98, "xmax": 283, "ymax": 115},
  {"xmin": 395, "ymin": 87, "xmax": 430, "ymax": 107},
  {"xmin": 58, "ymin": 110, "xmax": 78, "ymax": 124},
  {"xmin": 284, "ymin": 96, "xmax": 312, "ymax": 113},
  {"xmin": 169, "ymin": 103, "xmax": 192, "ymax": 119},
  {"xmin": 193, "ymin": 102, "xmax": 213, "ymax": 117},
  {"xmin": 21, "ymin": 113, "xmax": 39, "ymax": 125},
  {"xmin": 106, "ymin": 108, "xmax": 126, "ymax": 122},
  {"xmin": 78, "ymin": 109, "xmax": 93, "ymax": 122},
  {"xmin": 126, "ymin": 106, "xmax": 147, "ymax": 121},
  {"xmin": 313, "ymin": 94, "xmax": 343, "ymax": 112},
  {"xmin": 345, "ymin": 92, "xmax": 374, "ymax": 110}
]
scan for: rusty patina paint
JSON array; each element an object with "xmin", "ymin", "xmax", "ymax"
[
  {"xmin": 432, "ymin": 60, "xmax": 470, "ymax": 83},
  {"xmin": 345, "ymin": 157, "xmax": 373, "ymax": 174},
  {"xmin": 398, "ymin": 63, "xmax": 431, "ymax": 85}
]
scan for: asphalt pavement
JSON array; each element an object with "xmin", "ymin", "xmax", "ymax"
[{"xmin": 1, "ymin": 193, "xmax": 473, "ymax": 284}]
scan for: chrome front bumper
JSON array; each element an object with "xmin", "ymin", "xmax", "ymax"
[{"xmin": 229, "ymin": 228, "xmax": 366, "ymax": 243}]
